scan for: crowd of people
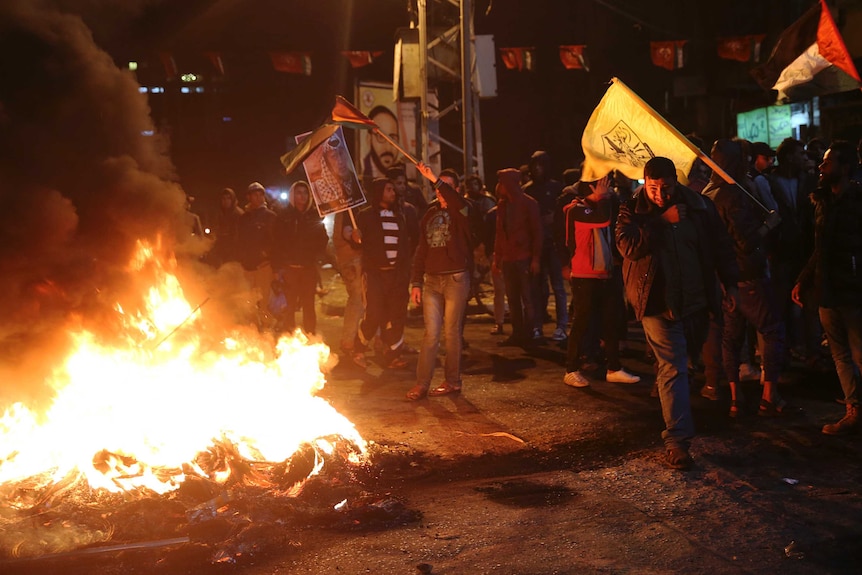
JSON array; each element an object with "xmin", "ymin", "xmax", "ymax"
[{"xmin": 205, "ymin": 136, "xmax": 862, "ymax": 471}]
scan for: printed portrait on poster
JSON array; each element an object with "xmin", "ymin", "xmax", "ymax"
[{"xmin": 296, "ymin": 126, "xmax": 366, "ymax": 216}]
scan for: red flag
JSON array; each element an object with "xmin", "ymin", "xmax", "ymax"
[
  {"xmin": 331, "ymin": 95, "xmax": 377, "ymax": 129},
  {"xmin": 650, "ymin": 41, "xmax": 686, "ymax": 70},
  {"xmin": 342, "ymin": 51, "xmax": 384, "ymax": 68},
  {"xmin": 500, "ymin": 47, "xmax": 535, "ymax": 71},
  {"xmin": 752, "ymin": 0, "xmax": 860, "ymax": 100},
  {"xmin": 751, "ymin": 34, "xmax": 766, "ymax": 63},
  {"xmin": 717, "ymin": 36, "xmax": 753, "ymax": 62},
  {"xmin": 204, "ymin": 51, "xmax": 225, "ymax": 76},
  {"xmin": 158, "ymin": 52, "xmax": 177, "ymax": 79},
  {"xmin": 270, "ymin": 52, "xmax": 312, "ymax": 75},
  {"xmin": 559, "ymin": 45, "xmax": 589, "ymax": 71}
]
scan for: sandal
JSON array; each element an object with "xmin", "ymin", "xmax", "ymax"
[
  {"xmin": 350, "ymin": 352, "xmax": 368, "ymax": 369},
  {"xmin": 665, "ymin": 447, "xmax": 693, "ymax": 470},
  {"xmin": 759, "ymin": 396, "xmax": 803, "ymax": 417},
  {"xmin": 386, "ymin": 356, "xmax": 409, "ymax": 369},
  {"xmin": 729, "ymin": 399, "xmax": 741, "ymax": 418},
  {"xmin": 428, "ymin": 381, "xmax": 462, "ymax": 397},
  {"xmin": 406, "ymin": 385, "xmax": 428, "ymax": 401}
]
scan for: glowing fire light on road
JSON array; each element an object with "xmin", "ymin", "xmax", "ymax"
[{"xmin": 0, "ymin": 241, "xmax": 366, "ymax": 495}]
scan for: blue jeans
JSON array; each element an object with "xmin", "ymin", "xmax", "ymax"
[
  {"xmin": 723, "ymin": 278, "xmax": 785, "ymax": 383},
  {"xmin": 534, "ymin": 244, "xmax": 569, "ymax": 331},
  {"xmin": 819, "ymin": 305, "xmax": 862, "ymax": 406},
  {"xmin": 641, "ymin": 311, "xmax": 698, "ymax": 450},
  {"xmin": 417, "ymin": 272, "xmax": 471, "ymax": 388}
]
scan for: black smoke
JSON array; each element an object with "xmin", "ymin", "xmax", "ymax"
[{"xmin": 0, "ymin": 0, "xmax": 198, "ymax": 402}]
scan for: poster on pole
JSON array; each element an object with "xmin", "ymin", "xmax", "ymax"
[
  {"xmin": 355, "ymin": 82, "xmax": 440, "ymax": 184},
  {"xmin": 296, "ymin": 126, "xmax": 366, "ymax": 217}
]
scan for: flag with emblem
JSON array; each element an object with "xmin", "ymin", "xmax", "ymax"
[
  {"xmin": 500, "ymin": 47, "xmax": 535, "ymax": 71},
  {"xmin": 650, "ymin": 41, "xmax": 687, "ymax": 70},
  {"xmin": 581, "ymin": 78, "xmax": 700, "ymax": 184}
]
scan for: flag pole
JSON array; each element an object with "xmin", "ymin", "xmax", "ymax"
[
  {"xmin": 373, "ymin": 128, "xmax": 421, "ymax": 167},
  {"xmin": 611, "ymin": 77, "xmax": 771, "ymax": 214}
]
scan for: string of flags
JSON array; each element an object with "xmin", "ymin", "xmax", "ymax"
[
  {"xmin": 145, "ymin": 1, "xmax": 860, "ymax": 101},
  {"xmin": 501, "ymin": 37, "xmax": 772, "ymax": 73},
  {"xmin": 153, "ymin": 50, "xmax": 387, "ymax": 79}
]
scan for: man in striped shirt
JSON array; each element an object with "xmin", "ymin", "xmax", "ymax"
[{"xmin": 349, "ymin": 177, "xmax": 412, "ymax": 369}]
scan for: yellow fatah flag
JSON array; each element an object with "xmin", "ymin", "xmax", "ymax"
[{"xmin": 581, "ymin": 78, "xmax": 699, "ymax": 184}]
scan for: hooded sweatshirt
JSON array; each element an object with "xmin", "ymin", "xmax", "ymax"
[
  {"xmin": 494, "ymin": 168, "xmax": 543, "ymax": 266},
  {"xmin": 271, "ymin": 183, "xmax": 328, "ymax": 269}
]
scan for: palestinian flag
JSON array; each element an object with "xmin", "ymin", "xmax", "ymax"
[
  {"xmin": 330, "ymin": 95, "xmax": 377, "ymax": 130},
  {"xmin": 751, "ymin": 0, "xmax": 861, "ymax": 100}
]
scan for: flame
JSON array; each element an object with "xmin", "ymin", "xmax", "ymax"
[{"xmin": 0, "ymin": 241, "xmax": 366, "ymax": 495}]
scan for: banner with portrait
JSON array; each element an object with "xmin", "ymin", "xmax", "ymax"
[
  {"xmin": 296, "ymin": 126, "xmax": 366, "ymax": 217},
  {"xmin": 355, "ymin": 82, "xmax": 440, "ymax": 184}
]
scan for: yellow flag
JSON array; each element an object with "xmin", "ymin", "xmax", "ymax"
[{"xmin": 581, "ymin": 78, "xmax": 699, "ymax": 184}]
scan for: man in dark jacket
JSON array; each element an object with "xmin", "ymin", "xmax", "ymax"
[
  {"xmin": 271, "ymin": 181, "xmax": 329, "ymax": 335},
  {"xmin": 238, "ymin": 181, "xmax": 277, "ymax": 324},
  {"xmin": 406, "ymin": 165, "xmax": 473, "ymax": 400},
  {"xmin": 702, "ymin": 139, "xmax": 789, "ymax": 419},
  {"xmin": 350, "ymin": 177, "xmax": 412, "ymax": 370},
  {"xmin": 524, "ymin": 151, "xmax": 568, "ymax": 341},
  {"xmin": 617, "ymin": 157, "xmax": 738, "ymax": 470},
  {"xmin": 793, "ymin": 140, "xmax": 862, "ymax": 435},
  {"xmin": 494, "ymin": 168, "xmax": 543, "ymax": 348}
]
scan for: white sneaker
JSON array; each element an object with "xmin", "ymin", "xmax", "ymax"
[
  {"xmin": 531, "ymin": 328, "xmax": 544, "ymax": 340},
  {"xmin": 738, "ymin": 363, "xmax": 761, "ymax": 382},
  {"xmin": 550, "ymin": 327, "xmax": 568, "ymax": 341},
  {"xmin": 606, "ymin": 369, "xmax": 641, "ymax": 384},
  {"xmin": 564, "ymin": 371, "xmax": 590, "ymax": 388}
]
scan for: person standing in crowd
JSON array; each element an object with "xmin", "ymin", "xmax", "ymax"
[
  {"xmin": 270, "ymin": 181, "xmax": 328, "ymax": 336},
  {"xmin": 617, "ymin": 157, "xmax": 738, "ymax": 470},
  {"xmin": 349, "ymin": 177, "xmax": 412, "ymax": 370},
  {"xmin": 209, "ymin": 187, "xmax": 244, "ymax": 267},
  {"xmin": 562, "ymin": 175, "xmax": 640, "ymax": 388},
  {"xmin": 793, "ymin": 140, "xmax": 862, "ymax": 435},
  {"xmin": 388, "ymin": 163, "xmax": 428, "ymax": 221},
  {"xmin": 524, "ymin": 151, "xmax": 568, "ymax": 342},
  {"xmin": 333, "ymin": 207, "xmax": 366, "ymax": 367},
  {"xmin": 494, "ymin": 168, "xmax": 543, "ymax": 348},
  {"xmin": 238, "ymin": 181, "xmax": 277, "ymax": 326},
  {"xmin": 703, "ymin": 139, "xmax": 789, "ymax": 418},
  {"xmin": 749, "ymin": 142, "xmax": 779, "ymax": 213},
  {"xmin": 464, "ymin": 174, "xmax": 497, "ymax": 311},
  {"xmin": 407, "ymin": 165, "xmax": 473, "ymax": 400},
  {"xmin": 770, "ymin": 137, "xmax": 818, "ymax": 366}
]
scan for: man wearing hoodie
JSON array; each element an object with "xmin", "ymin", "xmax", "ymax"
[
  {"xmin": 238, "ymin": 182, "xmax": 277, "ymax": 323},
  {"xmin": 702, "ymin": 139, "xmax": 790, "ymax": 419},
  {"xmin": 494, "ymin": 168, "xmax": 543, "ymax": 348},
  {"xmin": 210, "ymin": 187, "xmax": 244, "ymax": 267},
  {"xmin": 270, "ymin": 181, "xmax": 329, "ymax": 336},
  {"xmin": 524, "ymin": 150, "xmax": 568, "ymax": 342}
]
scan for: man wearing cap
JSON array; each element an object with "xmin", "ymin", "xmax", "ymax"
[{"xmin": 750, "ymin": 142, "xmax": 779, "ymax": 213}]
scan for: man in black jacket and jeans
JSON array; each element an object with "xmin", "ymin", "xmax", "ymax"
[
  {"xmin": 349, "ymin": 177, "xmax": 412, "ymax": 370},
  {"xmin": 793, "ymin": 140, "xmax": 862, "ymax": 435},
  {"xmin": 617, "ymin": 157, "xmax": 738, "ymax": 470}
]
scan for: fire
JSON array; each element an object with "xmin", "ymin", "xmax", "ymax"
[{"xmin": 0, "ymin": 241, "xmax": 366, "ymax": 495}]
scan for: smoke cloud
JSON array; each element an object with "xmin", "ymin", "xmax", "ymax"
[{"xmin": 0, "ymin": 0, "xmax": 198, "ymax": 402}]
